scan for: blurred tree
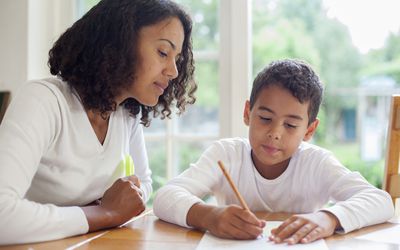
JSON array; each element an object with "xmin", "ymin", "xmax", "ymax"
[
  {"xmin": 177, "ymin": 0, "xmax": 219, "ymax": 50},
  {"xmin": 363, "ymin": 30, "xmax": 400, "ymax": 83},
  {"xmin": 253, "ymin": 0, "xmax": 362, "ymax": 143},
  {"xmin": 313, "ymin": 17, "xmax": 361, "ymax": 143},
  {"xmin": 175, "ymin": 0, "xmax": 219, "ymax": 109},
  {"xmin": 253, "ymin": 18, "xmax": 321, "ymax": 76}
]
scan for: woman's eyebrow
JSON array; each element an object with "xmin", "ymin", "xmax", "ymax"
[{"xmin": 158, "ymin": 38, "xmax": 176, "ymax": 50}]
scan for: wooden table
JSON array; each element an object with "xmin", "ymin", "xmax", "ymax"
[{"xmin": 1, "ymin": 210, "xmax": 399, "ymax": 250}]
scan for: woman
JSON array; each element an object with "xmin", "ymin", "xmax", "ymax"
[{"xmin": 0, "ymin": 0, "xmax": 196, "ymax": 245}]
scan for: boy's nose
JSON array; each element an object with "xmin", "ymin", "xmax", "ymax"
[
  {"xmin": 268, "ymin": 133, "xmax": 281, "ymax": 140},
  {"xmin": 267, "ymin": 127, "xmax": 281, "ymax": 140}
]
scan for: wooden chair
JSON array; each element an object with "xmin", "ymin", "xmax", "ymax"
[
  {"xmin": 383, "ymin": 94, "xmax": 400, "ymax": 207},
  {"xmin": 0, "ymin": 91, "xmax": 11, "ymax": 124}
]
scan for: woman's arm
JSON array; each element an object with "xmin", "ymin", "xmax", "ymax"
[
  {"xmin": 0, "ymin": 82, "xmax": 89, "ymax": 244},
  {"xmin": 128, "ymin": 119, "xmax": 152, "ymax": 203},
  {"xmin": 81, "ymin": 176, "xmax": 145, "ymax": 232}
]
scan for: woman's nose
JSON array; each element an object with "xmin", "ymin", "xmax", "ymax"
[{"xmin": 165, "ymin": 59, "xmax": 179, "ymax": 80}]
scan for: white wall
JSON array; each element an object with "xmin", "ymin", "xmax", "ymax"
[
  {"xmin": 0, "ymin": 0, "xmax": 28, "ymax": 96},
  {"xmin": 28, "ymin": 0, "xmax": 76, "ymax": 80},
  {"xmin": 0, "ymin": 0, "xmax": 76, "ymax": 97},
  {"xmin": 219, "ymin": 0, "xmax": 251, "ymax": 138}
]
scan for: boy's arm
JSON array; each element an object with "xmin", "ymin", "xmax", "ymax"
[
  {"xmin": 187, "ymin": 203, "xmax": 265, "ymax": 239},
  {"xmin": 153, "ymin": 182, "xmax": 206, "ymax": 227},
  {"xmin": 153, "ymin": 142, "xmax": 224, "ymax": 227},
  {"xmin": 318, "ymin": 155, "xmax": 394, "ymax": 233}
]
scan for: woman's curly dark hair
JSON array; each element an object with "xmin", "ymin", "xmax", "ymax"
[{"xmin": 48, "ymin": 0, "xmax": 196, "ymax": 126}]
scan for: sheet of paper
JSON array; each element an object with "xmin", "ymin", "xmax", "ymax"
[
  {"xmin": 196, "ymin": 221, "xmax": 329, "ymax": 250},
  {"xmin": 356, "ymin": 223, "xmax": 400, "ymax": 245}
]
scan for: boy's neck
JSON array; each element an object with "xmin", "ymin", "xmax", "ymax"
[{"xmin": 251, "ymin": 151, "xmax": 291, "ymax": 180}]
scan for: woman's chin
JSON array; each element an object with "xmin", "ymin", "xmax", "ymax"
[{"xmin": 140, "ymin": 97, "xmax": 159, "ymax": 107}]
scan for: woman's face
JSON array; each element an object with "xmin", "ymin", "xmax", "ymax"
[{"xmin": 121, "ymin": 17, "xmax": 184, "ymax": 106}]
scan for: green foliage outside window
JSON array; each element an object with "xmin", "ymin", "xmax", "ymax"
[
  {"xmin": 252, "ymin": 0, "xmax": 396, "ymax": 188},
  {"xmin": 80, "ymin": 0, "xmax": 399, "ymax": 189}
]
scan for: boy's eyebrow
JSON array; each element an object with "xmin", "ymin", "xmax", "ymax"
[
  {"xmin": 258, "ymin": 106, "xmax": 304, "ymax": 121},
  {"xmin": 158, "ymin": 38, "xmax": 176, "ymax": 50}
]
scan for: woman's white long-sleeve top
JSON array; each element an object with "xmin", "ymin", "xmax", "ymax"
[{"xmin": 0, "ymin": 78, "xmax": 152, "ymax": 244}]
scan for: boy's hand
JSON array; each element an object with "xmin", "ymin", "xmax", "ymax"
[
  {"xmin": 187, "ymin": 204, "xmax": 265, "ymax": 239},
  {"xmin": 270, "ymin": 211, "xmax": 339, "ymax": 244}
]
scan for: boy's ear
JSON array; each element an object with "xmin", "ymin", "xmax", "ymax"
[
  {"xmin": 303, "ymin": 118, "xmax": 319, "ymax": 141},
  {"xmin": 243, "ymin": 100, "xmax": 251, "ymax": 126}
]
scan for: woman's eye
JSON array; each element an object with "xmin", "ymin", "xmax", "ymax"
[{"xmin": 158, "ymin": 50, "xmax": 168, "ymax": 57}]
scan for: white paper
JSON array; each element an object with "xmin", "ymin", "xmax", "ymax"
[
  {"xmin": 356, "ymin": 223, "xmax": 400, "ymax": 245},
  {"xmin": 196, "ymin": 221, "xmax": 329, "ymax": 250}
]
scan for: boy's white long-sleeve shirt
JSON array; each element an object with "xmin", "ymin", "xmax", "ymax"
[
  {"xmin": 154, "ymin": 138, "xmax": 394, "ymax": 233},
  {"xmin": 0, "ymin": 78, "xmax": 152, "ymax": 245}
]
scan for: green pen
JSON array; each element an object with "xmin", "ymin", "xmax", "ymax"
[{"xmin": 125, "ymin": 154, "xmax": 135, "ymax": 176}]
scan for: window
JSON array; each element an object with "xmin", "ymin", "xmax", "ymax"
[
  {"xmin": 252, "ymin": 0, "xmax": 400, "ymax": 188},
  {"xmin": 77, "ymin": 0, "xmax": 400, "ymax": 192}
]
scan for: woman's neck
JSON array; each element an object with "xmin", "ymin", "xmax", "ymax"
[{"xmin": 86, "ymin": 109, "xmax": 110, "ymax": 145}]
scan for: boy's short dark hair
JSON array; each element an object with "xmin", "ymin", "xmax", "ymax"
[{"xmin": 249, "ymin": 59, "xmax": 323, "ymax": 124}]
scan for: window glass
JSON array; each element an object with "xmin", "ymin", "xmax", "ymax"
[
  {"xmin": 252, "ymin": 0, "xmax": 400, "ymax": 188},
  {"xmin": 175, "ymin": 60, "xmax": 219, "ymax": 135}
]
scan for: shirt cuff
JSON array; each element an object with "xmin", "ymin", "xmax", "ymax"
[
  {"xmin": 320, "ymin": 205, "xmax": 352, "ymax": 234},
  {"xmin": 60, "ymin": 206, "xmax": 89, "ymax": 236}
]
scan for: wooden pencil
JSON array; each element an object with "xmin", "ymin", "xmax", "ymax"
[{"xmin": 217, "ymin": 160, "xmax": 250, "ymax": 211}]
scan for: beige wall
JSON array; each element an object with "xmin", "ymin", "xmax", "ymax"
[
  {"xmin": 0, "ymin": 0, "xmax": 28, "ymax": 96},
  {"xmin": 0, "ymin": 0, "xmax": 76, "ymax": 97}
]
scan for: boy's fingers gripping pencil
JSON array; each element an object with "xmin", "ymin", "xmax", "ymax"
[{"xmin": 217, "ymin": 160, "xmax": 250, "ymax": 211}]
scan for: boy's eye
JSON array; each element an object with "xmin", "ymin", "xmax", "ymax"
[
  {"xmin": 259, "ymin": 116, "xmax": 271, "ymax": 122},
  {"xmin": 285, "ymin": 123, "xmax": 298, "ymax": 129},
  {"xmin": 158, "ymin": 50, "xmax": 168, "ymax": 57}
]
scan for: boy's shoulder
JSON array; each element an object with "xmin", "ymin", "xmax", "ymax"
[
  {"xmin": 296, "ymin": 141, "xmax": 333, "ymax": 159},
  {"xmin": 289, "ymin": 142, "xmax": 340, "ymax": 173},
  {"xmin": 214, "ymin": 137, "xmax": 250, "ymax": 149},
  {"xmin": 207, "ymin": 137, "xmax": 251, "ymax": 157}
]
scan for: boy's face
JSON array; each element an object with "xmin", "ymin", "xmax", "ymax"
[{"xmin": 244, "ymin": 84, "xmax": 319, "ymax": 171}]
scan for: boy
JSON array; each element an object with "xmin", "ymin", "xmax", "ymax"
[{"xmin": 153, "ymin": 59, "xmax": 394, "ymax": 244}]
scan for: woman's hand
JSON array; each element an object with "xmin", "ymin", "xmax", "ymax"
[
  {"xmin": 82, "ymin": 176, "xmax": 145, "ymax": 232},
  {"xmin": 187, "ymin": 203, "xmax": 265, "ymax": 239},
  {"xmin": 270, "ymin": 211, "xmax": 339, "ymax": 244}
]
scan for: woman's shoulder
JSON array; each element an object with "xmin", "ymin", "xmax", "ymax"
[
  {"xmin": 20, "ymin": 77, "xmax": 83, "ymax": 108},
  {"xmin": 20, "ymin": 77, "xmax": 69, "ymax": 100}
]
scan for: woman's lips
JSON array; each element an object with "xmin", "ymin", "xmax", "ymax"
[{"xmin": 154, "ymin": 82, "xmax": 167, "ymax": 94}]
